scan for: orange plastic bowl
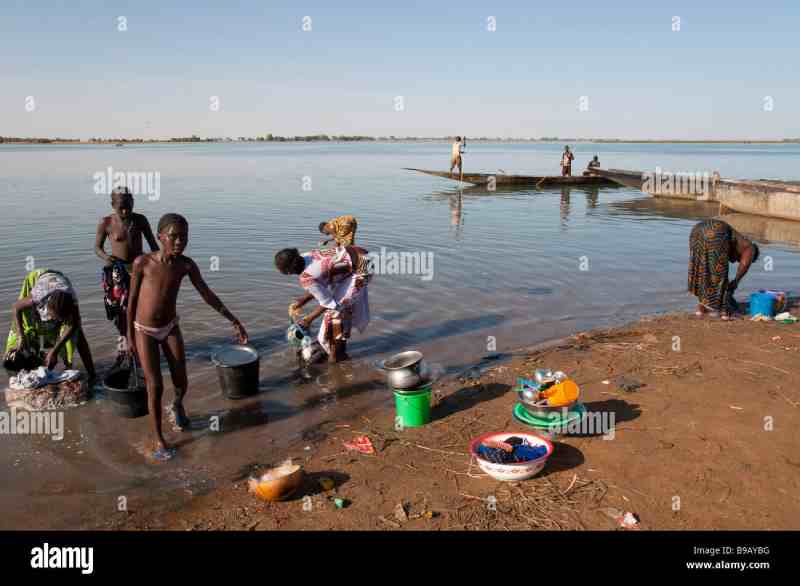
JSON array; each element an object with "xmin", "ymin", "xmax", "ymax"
[{"xmin": 248, "ymin": 462, "xmax": 304, "ymax": 502}]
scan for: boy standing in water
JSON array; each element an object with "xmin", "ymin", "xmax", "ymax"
[
  {"xmin": 95, "ymin": 187, "xmax": 159, "ymax": 362},
  {"xmin": 127, "ymin": 213, "xmax": 248, "ymax": 461}
]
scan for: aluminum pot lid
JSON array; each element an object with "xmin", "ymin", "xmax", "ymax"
[{"xmin": 211, "ymin": 345, "xmax": 259, "ymax": 367}]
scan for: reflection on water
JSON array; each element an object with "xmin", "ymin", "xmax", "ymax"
[
  {"xmin": 449, "ymin": 193, "xmax": 463, "ymax": 238},
  {"xmin": 721, "ymin": 213, "xmax": 800, "ymax": 248},
  {"xmin": 560, "ymin": 187, "xmax": 571, "ymax": 227},
  {"xmin": 607, "ymin": 196, "xmax": 721, "ymax": 222},
  {"xmin": 607, "ymin": 197, "xmax": 800, "ymax": 249},
  {"xmin": 586, "ymin": 187, "xmax": 599, "ymax": 210},
  {"xmin": 1, "ymin": 142, "xmax": 800, "ymax": 528}
]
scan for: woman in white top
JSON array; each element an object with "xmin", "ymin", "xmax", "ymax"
[{"xmin": 276, "ymin": 247, "xmax": 372, "ymax": 363}]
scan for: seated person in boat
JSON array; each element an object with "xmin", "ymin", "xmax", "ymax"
[
  {"xmin": 450, "ymin": 136, "xmax": 464, "ymax": 177},
  {"xmin": 319, "ymin": 215, "xmax": 358, "ymax": 248},
  {"xmin": 4, "ymin": 269, "xmax": 96, "ymax": 383},
  {"xmin": 583, "ymin": 155, "xmax": 600, "ymax": 176},
  {"xmin": 688, "ymin": 219, "xmax": 759, "ymax": 320},
  {"xmin": 127, "ymin": 213, "xmax": 248, "ymax": 461},
  {"xmin": 95, "ymin": 187, "xmax": 159, "ymax": 363},
  {"xmin": 560, "ymin": 146, "xmax": 574, "ymax": 177},
  {"xmin": 276, "ymin": 246, "xmax": 372, "ymax": 364}
]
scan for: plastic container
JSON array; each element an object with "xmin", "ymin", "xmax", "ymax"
[
  {"xmin": 750, "ymin": 291, "xmax": 779, "ymax": 318},
  {"xmin": 212, "ymin": 345, "xmax": 260, "ymax": 399},
  {"xmin": 469, "ymin": 431, "xmax": 553, "ymax": 481},
  {"xmin": 393, "ymin": 385, "xmax": 432, "ymax": 427},
  {"xmin": 512, "ymin": 402, "xmax": 587, "ymax": 438}
]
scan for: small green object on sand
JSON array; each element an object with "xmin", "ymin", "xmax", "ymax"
[{"xmin": 334, "ymin": 498, "xmax": 346, "ymax": 509}]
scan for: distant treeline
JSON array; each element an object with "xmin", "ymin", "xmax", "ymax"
[
  {"xmin": 0, "ymin": 137, "xmax": 81, "ymax": 143},
  {"xmin": 252, "ymin": 134, "xmax": 376, "ymax": 142}
]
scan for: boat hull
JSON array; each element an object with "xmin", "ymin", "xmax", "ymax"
[
  {"xmin": 593, "ymin": 168, "xmax": 800, "ymax": 222},
  {"xmin": 404, "ymin": 168, "xmax": 618, "ymax": 187}
]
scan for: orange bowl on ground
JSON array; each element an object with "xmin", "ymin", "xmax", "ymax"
[
  {"xmin": 248, "ymin": 462, "xmax": 304, "ymax": 502},
  {"xmin": 544, "ymin": 379, "xmax": 580, "ymax": 407}
]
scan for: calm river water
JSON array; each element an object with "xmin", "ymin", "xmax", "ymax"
[{"xmin": 1, "ymin": 141, "xmax": 798, "ymax": 527}]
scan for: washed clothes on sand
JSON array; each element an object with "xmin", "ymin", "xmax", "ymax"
[{"xmin": 9, "ymin": 367, "xmax": 81, "ymax": 390}]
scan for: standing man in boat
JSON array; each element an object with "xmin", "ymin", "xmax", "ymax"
[
  {"xmin": 560, "ymin": 146, "xmax": 574, "ymax": 177},
  {"xmin": 450, "ymin": 136, "xmax": 465, "ymax": 178}
]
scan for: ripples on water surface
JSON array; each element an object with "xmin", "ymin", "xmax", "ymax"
[{"xmin": 1, "ymin": 142, "xmax": 799, "ymax": 527}]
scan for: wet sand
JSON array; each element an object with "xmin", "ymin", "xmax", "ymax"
[{"xmin": 92, "ymin": 311, "xmax": 800, "ymax": 530}]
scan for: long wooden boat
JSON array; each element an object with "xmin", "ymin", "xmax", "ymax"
[
  {"xmin": 404, "ymin": 168, "xmax": 618, "ymax": 187},
  {"xmin": 592, "ymin": 168, "xmax": 800, "ymax": 222}
]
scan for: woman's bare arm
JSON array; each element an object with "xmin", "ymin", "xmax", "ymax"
[
  {"xmin": 294, "ymin": 292, "xmax": 314, "ymax": 307},
  {"xmin": 731, "ymin": 238, "xmax": 756, "ymax": 286},
  {"xmin": 51, "ymin": 305, "xmax": 80, "ymax": 357},
  {"xmin": 300, "ymin": 305, "xmax": 326, "ymax": 329},
  {"xmin": 95, "ymin": 219, "xmax": 115, "ymax": 263},
  {"xmin": 11, "ymin": 297, "xmax": 34, "ymax": 346}
]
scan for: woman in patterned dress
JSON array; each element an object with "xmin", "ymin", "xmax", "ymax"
[{"xmin": 688, "ymin": 219, "xmax": 759, "ymax": 319}]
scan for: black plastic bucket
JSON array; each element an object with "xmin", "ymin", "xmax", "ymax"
[
  {"xmin": 103, "ymin": 367, "xmax": 148, "ymax": 418},
  {"xmin": 211, "ymin": 345, "xmax": 260, "ymax": 399}
]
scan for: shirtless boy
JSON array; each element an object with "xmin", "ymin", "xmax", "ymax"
[
  {"xmin": 95, "ymin": 187, "xmax": 158, "ymax": 358},
  {"xmin": 127, "ymin": 213, "xmax": 248, "ymax": 461}
]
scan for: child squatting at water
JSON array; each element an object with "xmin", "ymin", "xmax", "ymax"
[{"xmin": 127, "ymin": 213, "xmax": 249, "ymax": 461}]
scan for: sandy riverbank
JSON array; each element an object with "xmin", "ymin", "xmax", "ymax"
[{"xmin": 96, "ymin": 311, "xmax": 800, "ymax": 531}]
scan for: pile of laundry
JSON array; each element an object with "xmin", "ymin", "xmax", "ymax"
[
  {"xmin": 9, "ymin": 367, "xmax": 81, "ymax": 390},
  {"xmin": 5, "ymin": 367, "xmax": 88, "ymax": 411},
  {"xmin": 476, "ymin": 436, "xmax": 548, "ymax": 464}
]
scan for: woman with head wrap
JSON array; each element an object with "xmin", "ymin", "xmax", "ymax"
[
  {"xmin": 4, "ymin": 269, "xmax": 96, "ymax": 382},
  {"xmin": 319, "ymin": 215, "xmax": 358, "ymax": 248}
]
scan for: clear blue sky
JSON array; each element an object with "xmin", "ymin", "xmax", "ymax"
[{"xmin": 1, "ymin": 0, "xmax": 798, "ymax": 139}]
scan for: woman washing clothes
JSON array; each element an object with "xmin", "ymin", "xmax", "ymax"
[
  {"xmin": 4, "ymin": 269, "xmax": 96, "ymax": 383},
  {"xmin": 275, "ymin": 245, "xmax": 372, "ymax": 363},
  {"xmin": 688, "ymin": 219, "xmax": 760, "ymax": 319}
]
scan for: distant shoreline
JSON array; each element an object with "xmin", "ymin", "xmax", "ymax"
[{"xmin": 2, "ymin": 137, "xmax": 799, "ymax": 145}]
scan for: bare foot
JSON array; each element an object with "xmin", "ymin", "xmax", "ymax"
[{"xmin": 151, "ymin": 443, "xmax": 176, "ymax": 462}]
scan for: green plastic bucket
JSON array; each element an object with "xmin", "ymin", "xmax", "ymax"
[{"xmin": 393, "ymin": 386, "xmax": 432, "ymax": 428}]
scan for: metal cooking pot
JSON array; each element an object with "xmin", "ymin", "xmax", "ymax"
[
  {"xmin": 517, "ymin": 389, "xmax": 576, "ymax": 419},
  {"xmin": 212, "ymin": 345, "xmax": 261, "ymax": 399},
  {"xmin": 382, "ymin": 350, "xmax": 431, "ymax": 389}
]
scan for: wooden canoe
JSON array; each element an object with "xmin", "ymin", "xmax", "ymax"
[{"xmin": 404, "ymin": 168, "xmax": 618, "ymax": 187}]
